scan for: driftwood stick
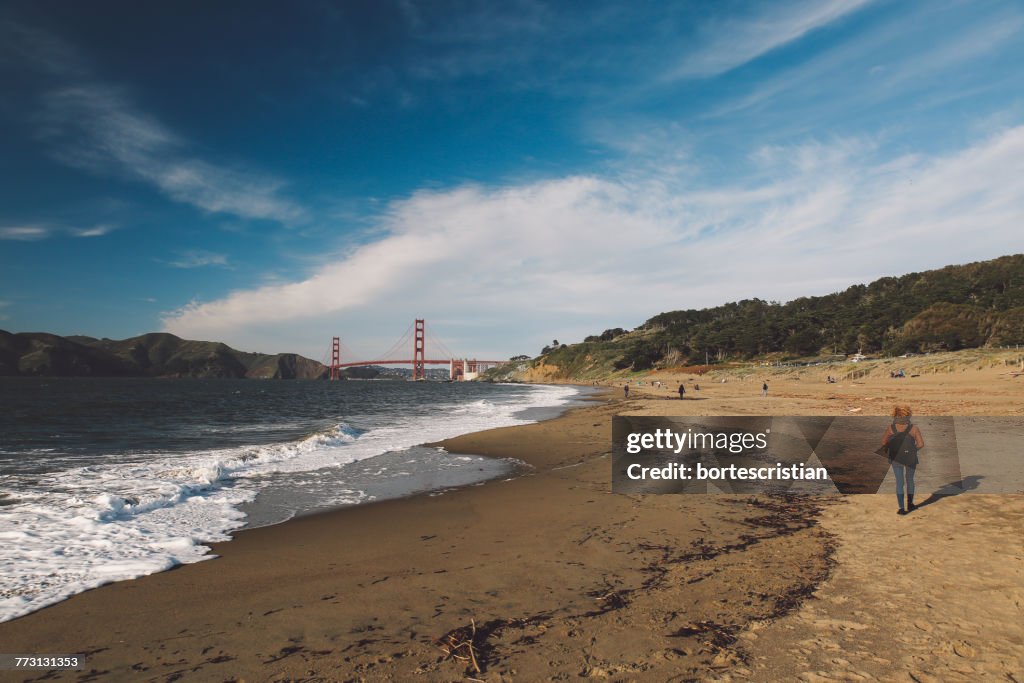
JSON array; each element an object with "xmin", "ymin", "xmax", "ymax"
[
  {"xmin": 436, "ymin": 619, "xmax": 483, "ymax": 675},
  {"xmin": 467, "ymin": 618, "xmax": 481, "ymax": 674}
]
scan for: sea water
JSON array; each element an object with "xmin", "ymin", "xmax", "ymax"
[{"xmin": 0, "ymin": 378, "xmax": 584, "ymax": 622}]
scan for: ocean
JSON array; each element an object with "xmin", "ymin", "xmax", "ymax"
[{"xmin": 0, "ymin": 377, "xmax": 585, "ymax": 622}]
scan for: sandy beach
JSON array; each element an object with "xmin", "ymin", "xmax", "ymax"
[
  {"xmin": 1, "ymin": 365, "xmax": 1021, "ymax": 682},
  {"xmin": 4, "ymin": 1, "xmax": 1023, "ymax": 680}
]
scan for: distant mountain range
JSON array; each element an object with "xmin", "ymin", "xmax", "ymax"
[
  {"xmin": 0, "ymin": 331, "xmax": 330, "ymax": 379},
  {"xmin": 0, "ymin": 331, "xmax": 462, "ymax": 380}
]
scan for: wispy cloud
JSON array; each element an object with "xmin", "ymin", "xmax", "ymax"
[
  {"xmin": 402, "ymin": 0, "xmax": 552, "ymax": 82},
  {"xmin": 0, "ymin": 222, "xmax": 116, "ymax": 240},
  {"xmin": 703, "ymin": 3, "xmax": 1023, "ymax": 122},
  {"xmin": 71, "ymin": 224, "xmax": 116, "ymax": 238},
  {"xmin": 0, "ymin": 225, "xmax": 51, "ymax": 241},
  {"xmin": 876, "ymin": 11, "xmax": 1024, "ymax": 90},
  {"xmin": 39, "ymin": 85, "xmax": 305, "ymax": 224},
  {"xmin": 666, "ymin": 0, "xmax": 872, "ymax": 79},
  {"xmin": 0, "ymin": 18, "xmax": 90, "ymax": 78},
  {"xmin": 162, "ymin": 124, "xmax": 1024, "ymax": 355},
  {"xmin": 166, "ymin": 251, "xmax": 229, "ymax": 269},
  {"xmin": 3, "ymin": 20, "xmax": 305, "ymax": 225}
]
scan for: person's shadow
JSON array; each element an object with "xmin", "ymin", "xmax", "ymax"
[{"xmin": 914, "ymin": 475, "xmax": 984, "ymax": 510}]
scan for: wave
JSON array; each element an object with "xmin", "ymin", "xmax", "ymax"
[{"xmin": 0, "ymin": 384, "xmax": 580, "ymax": 621}]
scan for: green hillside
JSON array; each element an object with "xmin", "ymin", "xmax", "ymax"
[{"xmin": 533, "ymin": 254, "xmax": 1024, "ymax": 377}]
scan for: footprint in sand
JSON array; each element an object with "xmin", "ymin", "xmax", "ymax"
[{"xmin": 950, "ymin": 640, "xmax": 977, "ymax": 658}]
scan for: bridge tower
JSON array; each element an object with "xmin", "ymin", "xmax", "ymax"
[
  {"xmin": 413, "ymin": 319, "xmax": 426, "ymax": 381},
  {"xmin": 330, "ymin": 336, "xmax": 341, "ymax": 380}
]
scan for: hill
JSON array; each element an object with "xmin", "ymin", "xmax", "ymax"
[
  {"xmin": 499, "ymin": 254, "xmax": 1024, "ymax": 381},
  {"xmin": 0, "ymin": 331, "xmax": 329, "ymax": 379}
]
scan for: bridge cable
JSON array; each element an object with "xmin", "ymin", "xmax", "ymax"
[
  {"xmin": 426, "ymin": 327, "xmax": 458, "ymax": 360},
  {"xmin": 375, "ymin": 321, "xmax": 415, "ymax": 362}
]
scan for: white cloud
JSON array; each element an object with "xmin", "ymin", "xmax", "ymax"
[
  {"xmin": 667, "ymin": 0, "xmax": 872, "ymax": 79},
  {"xmin": 162, "ymin": 125, "xmax": 1024, "ymax": 358},
  {"xmin": 2, "ymin": 21, "xmax": 304, "ymax": 225},
  {"xmin": 0, "ymin": 222, "xmax": 116, "ymax": 240},
  {"xmin": 72, "ymin": 224, "xmax": 116, "ymax": 237},
  {"xmin": 0, "ymin": 225, "xmax": 51, "ymax": 241},
  {"xmin": 703, "ymin": 3, "xmax": 1022, "ymax": 121},
  {"xmin": 877, "ymin": 12, "xmax": 1024, "ymax": 90},
  {"xmin": 167, "ymin": 251, "xmax": 229, "ymax": 269},
  {"xmin": 40, "ymin": 86, "xmax": 305, "ymax": 224}
]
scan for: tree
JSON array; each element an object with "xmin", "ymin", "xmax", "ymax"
[{"xmin": 564, "ymin": 255, "xmax": 1024, "ymax": 366}]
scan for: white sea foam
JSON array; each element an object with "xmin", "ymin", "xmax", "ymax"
[{"xmin": 0, "ymin": 383, "xmax": 579, "ymax": 621}]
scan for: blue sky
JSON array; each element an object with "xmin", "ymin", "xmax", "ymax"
[{"xmin": 1, "ymin": 0, "xmax": 1023, "ymax": 361}]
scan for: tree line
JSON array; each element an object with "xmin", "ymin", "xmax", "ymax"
[{"xmin": 560, "ymin": 254, "xmax": 1024, "ymax": 371}]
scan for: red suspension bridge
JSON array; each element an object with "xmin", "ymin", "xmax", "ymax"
[{"xmin": 326, "ymin": 319, "xmax": 505, "ymax": 381}]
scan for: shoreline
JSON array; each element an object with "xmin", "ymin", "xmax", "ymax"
[
  {"xmin": 0, "ymin": 380, "xmax": 588, "ymax": 624},
  {"xmin": 234, "ymin": 382, "xmax": 604, "ymax": 530},
  {"xmin": 0, "ymin": 391, "xmax": 834, "ymax": 681},
  {"xmin": 235, "ymin": 384, "xmax": 604, "ymax": 531},
  {"xmin": 1, "ymin": 368, "xmax": 1019, "ymax": 681}
]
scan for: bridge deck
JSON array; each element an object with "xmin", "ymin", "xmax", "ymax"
[{"xmin": 334, "ymin": 360, "xmax": 504, "ymax": 367}]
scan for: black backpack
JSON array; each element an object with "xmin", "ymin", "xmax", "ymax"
[{"xmin": 887, "ymin": 422, "xmax": 919, "ymax": 466}]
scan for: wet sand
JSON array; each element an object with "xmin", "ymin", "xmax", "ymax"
[{"xmin": 1, "ymin": 367, "xmax": 1021, "ymax": 681}]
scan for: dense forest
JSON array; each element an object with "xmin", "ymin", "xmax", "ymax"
[{"xmin": 546, "ymin": 254, "xmax": 1024, "ymax": 372}]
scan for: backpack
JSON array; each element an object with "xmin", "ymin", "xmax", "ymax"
[{"xmin": 887, "ymin": 422, "xmax": 919, "ymax": 466}]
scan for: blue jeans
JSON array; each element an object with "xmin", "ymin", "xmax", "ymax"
[{"xmin": 892, "ymin": 462, "xmax": 916, "ymax": 507}]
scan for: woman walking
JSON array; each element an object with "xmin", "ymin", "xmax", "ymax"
[{"xmin": 881, "ymin": 405, "xmax": 925, "ymax": 515}]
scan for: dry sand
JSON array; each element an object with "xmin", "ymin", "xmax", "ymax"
[
  {"xmin": 0, "ymin": 365, "xmax": 1021, "ymax": 682},
  {"xmin": 740, "ymin": 494, "xmax": 1024, "ymax": 683}
]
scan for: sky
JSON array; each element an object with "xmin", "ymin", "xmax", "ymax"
[{"xmin": 1, "ymin": 0, "xmax": 1023, "ymax": 362}]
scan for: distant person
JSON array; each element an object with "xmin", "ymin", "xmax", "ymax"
[
  {"xmin": 678, "ymin": 384, "xmax": 685, "ymax": 400},
  {"xmin": 881, "ymin": 405, "xmax": 925, "ymax": 515},
  {"xmin": 694, "ymin": 383, "xmax": 700, "ymax": 392},
  {"xmin": 762, "ymin": 381, "xmax": 768, "ymax": 397},
  {"xmin": 623, "ymin": 384, "xmax": 629, "ymax": 398}
]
